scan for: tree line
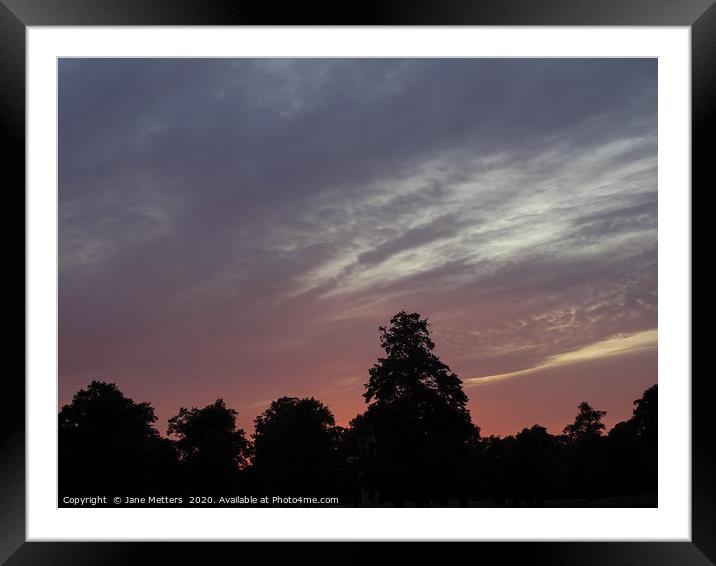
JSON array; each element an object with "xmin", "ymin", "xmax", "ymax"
[{"xmin": 59, "ymin": 311, "xmax": 657, "ymax": 507}]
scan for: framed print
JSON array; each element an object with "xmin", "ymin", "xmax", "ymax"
[{"xmin": 3, "ymin": 0, "xmax": 710, "ymax": 563}]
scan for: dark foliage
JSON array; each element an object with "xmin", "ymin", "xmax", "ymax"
[
  {"xmin": 59, "ymin": 381, "xmax": 178, "ymax": 497},
  {"xmin": 596, "ymin": 384, "xmax": 658, "ymax": 496},
  {"xmin": 167, "ymin": 399, "xmax": 250, "ymax": 493},
  {"xmin": 346, "ymin": 311, "xmax": 478, "ymax": 505},
  {"xmin": 58, "ymin": 314, "xmax": 658, "ymax": 507},
  {"xmin": 251, "ymin": 396, "xmax": 342, "ymax": 499}
]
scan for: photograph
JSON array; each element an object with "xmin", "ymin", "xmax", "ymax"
[
  {"xmin": 57, "ymin": 57, "xmax": 659, "ymax": 509},
  {"xmin": 2, "ymin": 0, "xmax": 707, "ymax": 558}
]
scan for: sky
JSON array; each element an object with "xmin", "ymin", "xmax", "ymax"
[{"xmin": 58, "ymin": 58, "xmax": 657, "ymax": 437}]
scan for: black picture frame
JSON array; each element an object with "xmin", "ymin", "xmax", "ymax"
[{"xmin": 2, "ymin": 1, "xmax": 708, "ymax": 563}]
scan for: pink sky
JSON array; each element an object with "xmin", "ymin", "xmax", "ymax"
[{"xmin": 59, "ymin": 58, "xmax": 657, "ymax": 436}]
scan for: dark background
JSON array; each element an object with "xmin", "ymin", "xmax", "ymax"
[{"xmin": 3, "ymin": 0, "xmax": 711, "ymax": 564}]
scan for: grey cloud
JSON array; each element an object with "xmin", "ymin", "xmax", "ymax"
[
  {"xmin": 357, "ymin": 216, "xmax": 461, "ymax": 265},
  {"xmin": 59, "ymin": 58, "xmax": 658, "ymax": 402}
]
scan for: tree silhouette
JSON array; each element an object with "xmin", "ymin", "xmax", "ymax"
[
  {"xmin": 364, "ymin": 311, "xmax": 468, "ymax": 410},
  {"xmin": 58, "ymin": 381, "xmax": 176, "ymax": 497},
  {"xmin": 57, "ymin": 335, "xmax": 658, "ymax": 506},
  {"xmin": 598, "ymin": 419, "xmax": 643, "ymax": 496},
  {"xmin": 353, "ymin": 311, "xmax": 477, "ymax": 505},
  {"xmin": 563, "ymin": 402, "xmax": 607, "ymax": 440},
  {"xmin": 252, "ymin": 396, "xmax": 341, "ymax": 500},
  {"xmin": 476, "ymin": 435, "xmax": 506, "ymax": 504},
  {"xmin": 598, "ymin": 385, "xmax": 658, "ymax": 497},
  {"xmin": 167, "ymin": 399, "xmax": 249, "ymax": 493},
  {"xmin": 632, "ymin": 384, "xmax": 657, "ymax": 493},
  {"xmin": 508, "ymin": 425, "xmax": 561, "ymax": 506},
  {"xmin": 561, "ymin": 401, "xmax": 607, "ymax": 500},
  {"xmin": 632, "ymin": 384, "xmax": 657, "ymax": 446}
]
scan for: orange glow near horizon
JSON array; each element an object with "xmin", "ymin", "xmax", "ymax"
[{"xmin": 59, "ymin": 58, "xmax": 657, "ymax": 440}]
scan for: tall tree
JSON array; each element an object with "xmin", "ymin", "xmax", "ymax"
[
  {"xmin": 561, "ymin": 401, "xmax": 608, "ymax": 500},
  {"xmin": 252, "ymin": 396, "xmax": 341, "ymax": 499},
  {"xmin": 58, "ymin": 381, "xmax": 176, "ymax": 497},
  {"xmin": 631, "ymin": 384, "xmax": 657, "ymax": 445},
  {"xmin": 563, "ymin": 402, "xmax": 607, "ymax": 441},
  {"xmin": 597, "ymin": 385, "xmax": 658, "ymax": 498},
  {"xmin": 364, "ymin": 311, "xmax": 468, "ymax": 411},
  {"xmin": 168, "ymin": 399, "xmax": 250, "ymax": 492},
  {"xmin": 353, "ymin": 311, "xmax": 477, "ymax": 505}
]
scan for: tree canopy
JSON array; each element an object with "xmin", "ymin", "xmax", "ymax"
[
  {"xmin": 59, "ymin": 380, "xmax": 174, "ymax": 495},
  {"xmin": 353, "ymin": 311, "xmax": 477, "ymax": 504},
  {"xmin": 57, "ymin": 314, "xmax": 658, "ymax": 507},
  {"xmin": 252, "ymin": 396, "xmax": 342, "ymax": 497},
  {"xmin": 364, "ymin": 311, "xmax": 469, "ymax": 410},
  {"xmin": 563, "ymin": 401, "xmax": 607, "ymax": 441},
  {"xmin": 631, "ymin": 384, "xmax": 657, "ymax": 443},
  {"xmin": 168, "ymin": 399, "xmax": 250, "ymax": 491}
]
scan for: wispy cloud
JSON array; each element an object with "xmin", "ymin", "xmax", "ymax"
[
  {"xmin": 58, "ymin": 58, "xmax": 658, "ymax": 433},
  {"xmin": 465, "ymin": 329, "xmax": 657, "ymax": 385}
]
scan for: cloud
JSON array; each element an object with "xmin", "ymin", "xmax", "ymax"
[
  {"xmin": 58, "ymin": 58, "xmax": 658, "ymax": 432},
  {"xmin": 465, "ymin": 329, "xmax": 658, "ymax": 385}
]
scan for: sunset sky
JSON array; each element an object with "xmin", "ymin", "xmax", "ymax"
[{"xmin": 59, "ymin": 58, "xmax": 657, "ymax": 436}]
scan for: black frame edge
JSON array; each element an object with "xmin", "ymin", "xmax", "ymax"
[
  {"xmin": 3, "ymin": 542, "xmax": 716, "ymax": 566},
  {"xmin": 0, "ymin": 1, "xmax": 26, "ymax": 565},
  {"xmin": 4, "ymin": 0, "xmax": 711, "ymax": 563},
  {"xmin": 0, "ymin": 0, "xmax": 714, "ymax": 26},
  {"xmin": 691, "ymin": 1, "xmax": 716, "ymax": 563}
]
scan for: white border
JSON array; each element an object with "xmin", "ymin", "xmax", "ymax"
[{"xmin": 27, "ymin": 27, "xmax": 691, "ymax": 541}]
